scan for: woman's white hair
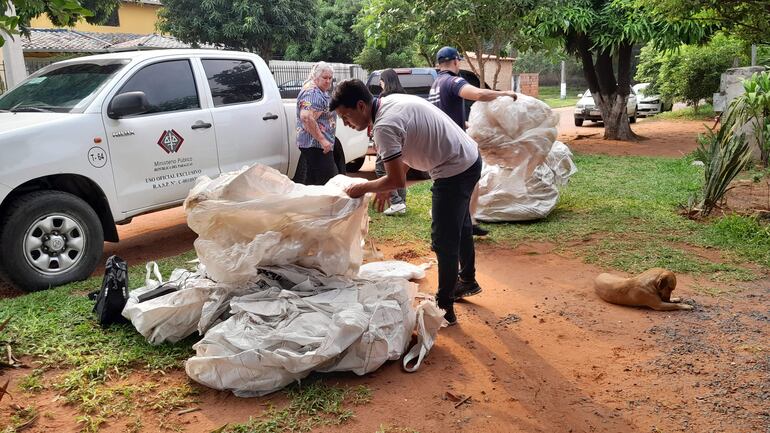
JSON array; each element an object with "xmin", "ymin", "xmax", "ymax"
[{"xmin": 307, "ymin": 61, "xmax": 334, "ymax": 82}]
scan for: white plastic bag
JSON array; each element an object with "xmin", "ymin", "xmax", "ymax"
[
  {"xmin": 357, "ymin": 260, "xmax": 431, "ymax": 280},
  {"xmin": 475, "ymin": 141, "xmax": 577, "ymax": 222},
  {"xmin": 184, "ymin": 164, "xmax": 371, "ymax": 284}
]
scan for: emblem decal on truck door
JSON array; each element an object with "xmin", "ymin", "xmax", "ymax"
[{"xmin": 157, "ymin": 129, "xmax": 184, "ymax": 154}]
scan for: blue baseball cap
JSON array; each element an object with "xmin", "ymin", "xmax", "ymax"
[{"xmin": 436, "ymin": 46, "xmax": 463, "ymax": 63}]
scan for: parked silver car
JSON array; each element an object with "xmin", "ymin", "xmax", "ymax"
[{"xmin": 574, "ymin": 88, "xmax": 637, "ymax": 126}]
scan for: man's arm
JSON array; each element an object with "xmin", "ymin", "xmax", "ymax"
[
  {"xmin": 300, "ymin": 109, "xmax": 333, "ymax": 153},
  {"xmin": 459, "ymin": 85, "xmax": 517, "ymax": 102},
  {"xmin": 345, "ymin": 157, "xmax": 409, "ymax": 211}
]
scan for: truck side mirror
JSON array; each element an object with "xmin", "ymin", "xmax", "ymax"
[{"xmin": 108, "ymin": 91, "xmax": 150, "ymax": 119}]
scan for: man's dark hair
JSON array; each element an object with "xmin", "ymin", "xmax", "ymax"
[{"xmin": 329, "ymin": 79, "xmax": 373, "ymax": 111}]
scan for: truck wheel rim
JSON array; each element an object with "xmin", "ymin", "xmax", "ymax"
[{"xmin": 23, "ymin": 214, "xmax": 87, "ymax": 276}]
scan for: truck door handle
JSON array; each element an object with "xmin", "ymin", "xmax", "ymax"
[
  {"xmin": 191, "ymin": 122, "xmax": 212, "ymax": 130},
  {"xmin": 262, "ymin": 113, "xmax": 279, "ymax": 121}
]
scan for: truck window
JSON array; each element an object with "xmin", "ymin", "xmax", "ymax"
[
  {"xmin": 117, "ymin": 60, "xmax": 200, "ymax": 115},
  {"xmin": 202, "ymin": 59, "xmax": 264, "ymax": 106},
  {"xmin": 0, "ymin": 60, "xmax": 128, "ymax": 113}
]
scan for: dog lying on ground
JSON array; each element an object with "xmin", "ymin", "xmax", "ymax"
[{"xmin": 594, "ymin": 268, "xmax": 693, "ymax": 311}]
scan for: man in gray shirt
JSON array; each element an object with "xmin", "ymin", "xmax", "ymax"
[{"xmin": 329, "ymin": 79, "xmax": 483, "ymax": 325}]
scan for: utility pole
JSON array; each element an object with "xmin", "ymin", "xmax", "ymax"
[
  {"xmin": 1, "ymin": 3, "xmax": 28, "ymax": 88},
  {"xmin": 560, "ymin": 60, "xmax": 566, "ymax": 100}
]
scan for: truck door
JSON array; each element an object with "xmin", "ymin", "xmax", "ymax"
[
  {"xmin": 200, "ymin": 58, "xmax": 287, "ymax": 174},
  {"xmin": 103, "ymin": 59, "xmax": 220, "ymax": 212}
]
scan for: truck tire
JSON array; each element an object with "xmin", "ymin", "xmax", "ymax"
[
  {"xmin": 333, "ymin": 138, "xmax": 347, "ymax": 175},
  {"xmin": 574, "ymin": 118, "xmax": 584, "ymax": 127},
  {"xmin": 346, "ymin": 157, "xmax": 366, "ymax": 173},
  {"xmin": 0, "ymin": 191, "xmax": 104, "ymax": 291}
]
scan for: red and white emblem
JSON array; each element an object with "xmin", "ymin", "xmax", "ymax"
[{"xmin": 157, "ymin": 129, "xmax": 184, "ymax": 154}]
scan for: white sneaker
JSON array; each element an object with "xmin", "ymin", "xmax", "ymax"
[{"xmin": 383, "ymin": 203, "xmax": 407, "ymax": 215}]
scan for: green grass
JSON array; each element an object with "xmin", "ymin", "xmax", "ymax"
[
  {"xmin": 3, "ymin": 151, "xmax": 770, "ymax": 431},
  {"xmin": 219, "ymin": 382, "xmax": 371, "ymax": 433},
  {"xmin": 537, "ymin": 85, "xmax": 579, "ymax": 108},
  {"xmin": 370, "ymin": 153, "xmax": 770, "ymax": 276},
  {"xmin": 656, "ymin": 104, "xmax": 717, "ymax": 121}
]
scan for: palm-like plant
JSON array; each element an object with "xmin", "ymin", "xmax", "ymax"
[{"xmin": 698, "ymin": 71, "xmax": 770, "ymax": 215}]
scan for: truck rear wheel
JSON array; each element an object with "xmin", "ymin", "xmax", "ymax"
[
  {"xmin": 346, "ymin": 157, "xmax": 366, "ymax": 173},
  {"xmin": 0, "ymin": 191, "xmax": 104, "ymax": 291},
  {"xmin": 333, "ymin": 138, "xmax": 347, "ymax": 175}
]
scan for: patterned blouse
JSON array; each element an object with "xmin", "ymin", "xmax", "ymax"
[{"xmin": 296, "ymin": 83, "xmax": 336, "ymax": 149}]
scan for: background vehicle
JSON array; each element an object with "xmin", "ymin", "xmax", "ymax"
[
  {"xmin": 278, "ymin": 79, "xmax": 304, "ymax": 99},
  {"xmin": 0, "ymin": 50, "xmax": 368, "ymax": 291},
  {"xmin": 574, "ymin": 88, "xmax": 638, "ymax": 126},
  {"xmin": 633, "ymin": 83, "xmax": 673, "ymax": 117},
  {"xmin": 355, "ymin": 68, "xmax": 486, "ymax": 175}
]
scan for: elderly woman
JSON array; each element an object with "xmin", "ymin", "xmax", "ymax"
[{"xmin": 292, "ymin": 62, "xmax": 338, "ymax": 185}]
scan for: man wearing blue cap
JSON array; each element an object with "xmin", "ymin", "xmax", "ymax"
[{"xmin": 428, "ymin": 46, "xmax": 517, "ymax": 300}]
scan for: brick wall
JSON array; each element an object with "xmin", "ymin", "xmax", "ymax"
[{"xmin": 518, "ymin": 73, "xmax": 539, "ymax": 97}]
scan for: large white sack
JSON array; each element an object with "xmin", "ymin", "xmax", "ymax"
[
  {"xmin": 475, "ymin": 141, "xmax": 577, "ymax": 222},
  {"xmin": 185, "ymin": 276, "xmax": 430, "ymax": 397},
  {"xmin": 183, "ymin": 164, "xmax": 371, "ymax": 284},
  {"xmin": 467, "ymin": 94, "xmax": 558, "ymax": 173}
]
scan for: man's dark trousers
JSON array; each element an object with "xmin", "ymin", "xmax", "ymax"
[{"xmin": 431, "ymin": 155, "xmax": 482, "ymax": 308}]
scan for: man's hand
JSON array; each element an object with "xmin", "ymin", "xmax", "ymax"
[
  {"xmin": 344, "ymin": 183, "xmax": 369, "ymax": 198},
  {"xmin": 505, "ymin": 90, "xmax": 518, "ymax": 101},
  {"xmin": 372, "ymin": 191, "xmax": 392, "ymax": 213},
  {"xmin": 321, "ymin": 139, "xmax": 333, "ymax": 154}
]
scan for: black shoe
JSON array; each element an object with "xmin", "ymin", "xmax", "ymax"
[
  {"xmin": 472, "ymin": 224, "xmax": 488, "ymax": 236},
  {"xmin": 454, "ymin": 279, "xmax": 482, "ymax": 300},
  {"xmin": 440, "ymin": 303, "xmax": 457, "ymax": 326}
]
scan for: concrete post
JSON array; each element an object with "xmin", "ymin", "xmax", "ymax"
[
  {"xmin": 751, "ymin": 45, "xmax": 757, "ymax": 67},
  {"xmin": 1, "ymin": 3, "xmax": 28, "ymax": 88},
  {"xmin": 560, "ymin": 60, "xmax": 566, "ymax": 99}
]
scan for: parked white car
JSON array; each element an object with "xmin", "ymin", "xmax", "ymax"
[
  {"xmin": 0, "ymin": 49, "xmax": 369, "ymax": 291},
  {"xmin": 574, "ymin": 88, "xmax": 637, "ymax": 126},
  {"xmin": 633, "ymin": 83, "xmax": 673, "ymax": 117}
]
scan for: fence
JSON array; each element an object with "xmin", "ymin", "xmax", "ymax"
[{"xmin": 269, "ymin": 60, "xmax": 368, "ymax": 98}]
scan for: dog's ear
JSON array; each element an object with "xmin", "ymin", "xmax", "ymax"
[{"xmin": 656, "ymin": 271, "xmax": 676, "ymax": 300}]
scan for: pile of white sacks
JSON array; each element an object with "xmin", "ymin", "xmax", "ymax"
[
  {"xmin": 467, "ymin": 94, "xmax": 577, "ymax": 221},
  {"xmin": 122, "ymin": 165, "xmax": 444, "ymax": 397}
]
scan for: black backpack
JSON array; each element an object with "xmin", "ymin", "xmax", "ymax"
[{"xmin": 91, "ymin": 255, "xmax": 129, "ymax": 327}]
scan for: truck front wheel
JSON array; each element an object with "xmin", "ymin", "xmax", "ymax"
[{"xmin": 0, "ymin": 191, "xmax": 104, "ymax": 291}]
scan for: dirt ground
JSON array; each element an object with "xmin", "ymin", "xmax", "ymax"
[{"xmin": 2, "ymin": 119, "xmax": 769, "ymax": 432}]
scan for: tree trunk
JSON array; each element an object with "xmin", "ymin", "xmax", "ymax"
[{"xmin": 575, "ymin": 35, "xmax": 637, "ymax": 141}]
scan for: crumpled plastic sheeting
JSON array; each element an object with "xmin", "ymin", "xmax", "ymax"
[
  {"xmin": 475, "ymin": 141, "xmax": 577, "ymax": 222},
  {"xmin": 184, "ymin": 267, "xmax": 444, "ymax": 397},
  {"xmin": 183, "ymin": 164, "xmax": 371, "ymax": 284},
  {"xmin": 122, "ymin": 264, "xmax": 208, "ymax": 345},
  {"xmin": 467, "ymin": 94, "xmax": 558, "ymax": 173},
  {"xmin": 358, "ymin": 260, "xmax": 430, "ymax": 281}
]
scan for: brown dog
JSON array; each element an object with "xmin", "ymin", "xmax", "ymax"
[{"xmin": 594, "ymin": 268, "xmax": 693, "ymax": 311}]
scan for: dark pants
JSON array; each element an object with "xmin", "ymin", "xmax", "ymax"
[
  {"xmin": 374, "ymin": 154, "xmax": 406, "ymax": 205},
  {"xmin": 293, "ymin": 147, "xmax": 338, "ymax": 186},
  {"xmin": 431, "ymin": 155, "xmax": 482, "ymax": 307}
]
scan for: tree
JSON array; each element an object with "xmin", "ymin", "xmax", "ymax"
[
  {"xmin": 1, "ymin": 0, "xmax": 119, "ymax": 46},
  {"xmin": 357, "ymin": 0, "xmax": 536, "ymax": 89},
  {"xmin": 638, "ymin": 0, "xmax": 770, "ymax": 45},
  {"xmin": 636, "ymin": 34, "xmax": 748, "ymax": 111},
  {"xmin": 158, "ymin": 0, "xmax": 315, "ymax": 60},
  {"xmin": 533, "ymin": 0, "xmax": 707, "ymax": 140},
  {"xmin": 284, "ymin": 0, "xmax": 364, "ymax": 63}
]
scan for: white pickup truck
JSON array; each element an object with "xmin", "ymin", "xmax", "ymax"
[{"xmin": 0, "ymin": 49, "xmax": 369, "ymax": 291}]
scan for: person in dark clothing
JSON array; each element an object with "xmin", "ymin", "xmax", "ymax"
[
  {"xmin": 330, "ymin": 79, "xmax": 481, "ymax": 326},
  {"xmin": 428, "ymin": 46, "xmax": 517, "ymax": 238},
  {"xmin": 374, "ymin": 69, "xmax": 408, "ymax": 215}
]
